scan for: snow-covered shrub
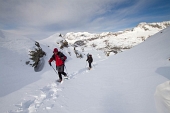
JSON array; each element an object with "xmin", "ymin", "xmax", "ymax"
[
  {"xmin": 104, "ymin": 51, "xmax": 110, "ymax": 56},
  {"xmin": 74, "ymin": 40, "xmax": 85, "ymax": 46},
  {"xmin": 29, "ymin": 41, "xmax": 46, "ymax": 68},
  {"xmin": 78, "ymin": 54, "xmax": 83, "ymax": 58},
  {"xmin": 74, "ymin": 47, "xmax": 83, "ymax": 58},
  {"xmin": 164, "ymin": 23, "xmax": 170, "ymax": 27},
  {"xmin": 59, "ymin": 33, "xmax": 62, "ymax": 37},
  {"xmin": 68, "ymin": 52, "xmax": 71, "ymax": 56},
  {"xmin": 60, "ymin": 40, "xmax": 68, "ymax": 49},
  {"xmin": 25, "ymin": 61, "xmax": 30, "ymax": 65},
  {"xmin": 91, "ymin": 43, "xmax": 97, "ymax": 47},
  {"xmin": 143, "ymin": 27, "xmax": 149, "ymax": 31},
  {"xmin": 81, "ymin": 47, "xmax": 84, "ymax": 52},
  {"xmin": 149, "ymin": 24, "xmax": 162, "ymax": 29}
]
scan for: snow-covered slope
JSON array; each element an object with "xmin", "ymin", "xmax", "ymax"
[
  {"xmin": 55, "ymin": 26, "xmax": 170, "ymax": 113},
  {"xmin": 65, "ymin": 21, "xmax": 170, "ymax": 53},
  {"xmin": 0, "ymin": 30, "xmax": 38, "ymax": 97},
  {"xmin": 0, "ymin": 25, "xmax": 170, "ymax": 113}
]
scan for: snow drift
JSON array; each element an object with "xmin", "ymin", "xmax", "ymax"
[{"xmin": 155, "ymin": 81, "xmax": 170, "ymax": 113}]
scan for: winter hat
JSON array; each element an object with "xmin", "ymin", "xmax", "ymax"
[{"xmin": 53, "ymin": 48, "xmax": 58, "ymax": 53}]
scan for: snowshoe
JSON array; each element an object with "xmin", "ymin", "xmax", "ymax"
[
  {"xmin": 56, "ymin": 79, "xmax": 62, "ymax": 83},
  {"xmin": 88, "ymin": 67, "xmax": 92, "ymax": 70},
  {"xmin": 64, "ymin": 74, "xmax": 69, "ymax": 79}
]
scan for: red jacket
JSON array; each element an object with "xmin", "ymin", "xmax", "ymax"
[{"xmin": 49, "ymin": 52, "xmax": 67, "ymax": 66}]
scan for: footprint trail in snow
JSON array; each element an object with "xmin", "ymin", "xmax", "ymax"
[{"xmin": 7, "ymin": 62, "xmax": 100, "ymax": 113}]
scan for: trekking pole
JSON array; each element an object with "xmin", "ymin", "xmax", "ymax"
[
  {"xmin": 85, "ymin": 61, "xmax": 87, "ymax": 68},
  {"xmin": 64, "ymin": 64, "xmax": 68, "ymax": 74},
  {"xmin": 92, "ymin": 62, "xmax": 94, "ymax": 68},
  {"xmin": 51, "ymin": 65, "xmax": 58, "ymax": 74}
]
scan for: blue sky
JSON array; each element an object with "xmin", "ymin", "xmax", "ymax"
[{"xmin": 0, "ymin": 0, "xmax": 170, "ymax": 39}]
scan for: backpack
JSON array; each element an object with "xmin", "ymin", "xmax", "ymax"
[
  {"xmin": 51, "ymin": 51, "xmax": 67, "ymax": 61},
  {"xmin": 87, "ymin": 53, "xmax": 92, "ymax": 57}
]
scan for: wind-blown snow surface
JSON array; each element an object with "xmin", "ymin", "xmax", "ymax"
[{"xmin": 0, "ymin": 27, "xmax": 170, "ymax": 113}]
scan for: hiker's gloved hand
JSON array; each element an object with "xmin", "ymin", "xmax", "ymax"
[{"xmin": 49, "ymin": 62, "xmax": 52, "ymax": 66}]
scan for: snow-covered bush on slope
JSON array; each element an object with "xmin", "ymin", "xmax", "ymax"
[{"xmin": 28, "ymin": 41, "xmax": 46, "ymax": 70}]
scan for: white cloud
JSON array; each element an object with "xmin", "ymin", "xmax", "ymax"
[
  {"xmin": 0, "ymin": 0, "xmax": 169, "ymax": 39},
  {"xmin": 0, "ymin": 0, "xmax": 127, "ymax": 26}
]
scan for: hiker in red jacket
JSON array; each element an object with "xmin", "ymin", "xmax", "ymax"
[{"xmin": 49, "ymin": 48, "xmax": 67, "ymax": 82}]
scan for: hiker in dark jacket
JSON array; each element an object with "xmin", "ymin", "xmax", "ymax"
[
  {"xmin": 49, "ymin": 48, "xmax": 67, "ymax": 82},
  {"xmin": 86, "ymin": 54, "xmax": 93, "ymax": 69}
]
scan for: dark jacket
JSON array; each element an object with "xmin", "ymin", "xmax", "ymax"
[{"xmin": 86, "ymin": 55, "xmax": 93, "ymax": 63}]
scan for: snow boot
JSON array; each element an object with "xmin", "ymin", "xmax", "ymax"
[
  {"xmin": 57, "ymin": 79, "xmax": 62, "ymax": 82},
  {"xmin": 64, "ymin": 74, "xmax": 69, "ymax": 79}
]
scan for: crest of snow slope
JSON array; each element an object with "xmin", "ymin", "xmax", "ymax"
[
  {"xmin": 0, "ymin": 30, "xmax": 34, "ymax": 54},
  {"xmin": 38, "ymin": 33, "xmax": 72, "ymax": 58},
  {"xmin": 38, "ymin": 32, "xmax": 84, "ymax": 62},
  {"xmin": 38, "ymin": 33, "xmax": 65, "ymax": 50}
]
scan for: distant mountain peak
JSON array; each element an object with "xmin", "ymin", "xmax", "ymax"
[{"xmin": 63, "ymin": 21, "xmax": 170, "ymax": 54}]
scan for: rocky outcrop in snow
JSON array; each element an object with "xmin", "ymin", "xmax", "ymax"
[{"xmin": 64, "ymin": 21, "xmax": 170, "ymax": 54}]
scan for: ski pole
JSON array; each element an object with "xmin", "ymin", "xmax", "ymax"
[
  {"xmin": 92, "ymin": 62, "xmax": 94, "ymax": 68},
  {"xmin": 64, "ymin": 64, "xmax": 68, "ymax": 74},
  {"xmin": 51, "ymin": 65, "xmax": 58, "ymax": 74},
  {"xmin": 85, "ymin": 61, "xmax": 87, "ymax": 68}
]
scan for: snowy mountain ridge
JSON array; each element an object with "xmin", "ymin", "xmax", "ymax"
[{"xmin": 64, "ymin": 21, "xmax": 170, "ymax": 53}]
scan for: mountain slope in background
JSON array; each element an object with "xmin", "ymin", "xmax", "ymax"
[
  {"xmin": 0, "ymin": 23, "xmax": 170, "ymax": 113},
  {"xmin": 65, "ymin": 21, "xmax": 170, "ymax": 54}
]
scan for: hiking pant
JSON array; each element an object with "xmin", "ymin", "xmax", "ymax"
[
  {"xmin": 56, "ymin": 65, "xmax": 67, "ymax": 80},
  {"xmin": 88, "ymin": 62, "xmax": 92, "ymax": 68}
]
